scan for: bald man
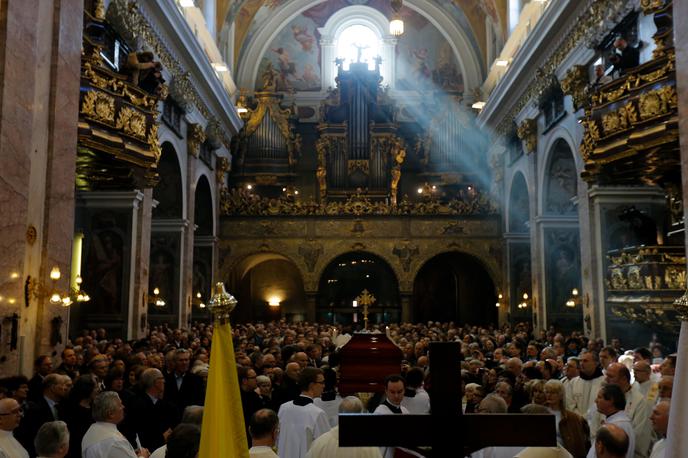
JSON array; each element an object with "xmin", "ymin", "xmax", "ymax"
[
  {"xmin": 648, "ymin": 401, "xmax": 669, "ymax": 458},
  {"xmin": 632, "ymin": 361, "xmax": 657, "ymax": 404},
  {"xmin": 595, "ymin": 424, "xmax": 630, "ymax": 458}
]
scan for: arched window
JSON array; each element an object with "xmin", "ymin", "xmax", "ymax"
[
  {"xmin": 335, "ymin": 24, "xmax": 382, "ymax": 72},
  {"xmin": 319, "ymin": 6, "xmax": 396, "ymax": 88}
]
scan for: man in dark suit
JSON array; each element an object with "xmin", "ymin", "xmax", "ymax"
[
  {"xmin": 610, "ymin": 37, "xmax": 640, "ymax": 76},
  {"xmin": 121, "ymin": 368, "xmax": 178, "ymax": 451},
  {"xmin": 163, "ymin": 349, "xmax": 205, "ymax": 418},
  {"xmin": 55, "ymin": 348, "xmax": 80, "ymax": 380},
  {"xmin": 15, "ymin": 373, "xmax": 70, "ymax": 456},
  {"xmin": 27, "ymin": 355, "xmax": 53, "ymax": 402}
]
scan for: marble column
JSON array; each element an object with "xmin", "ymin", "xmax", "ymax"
[
  {"xmin": 400, "ymin": 293, "xmax": 412, "ymax": 323},
  {"xmin": 665, "ymin": 1, "xmax": 688, "ymax": 455},
  {"xmin": 0, "ymin": 0, "xmax": 82, "ymax": 374},
  {"xmin": 182, "ymin": 155, "xmax": 197, "ymax": 329}
]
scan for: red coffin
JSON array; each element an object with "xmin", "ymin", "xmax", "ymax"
[{"xmin": 338, "ymin": 332, "xmax": 403, "ymax": 396}]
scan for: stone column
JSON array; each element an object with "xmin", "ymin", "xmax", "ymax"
[
  {"xmin": 74, "ymin": 191, "xmax": 147, "ymax": 340},
  {"xmin": 305, "ymin": 292, "xmax": 317, "ymax": 322},
  {"xmin": 0, "ymin": 0, "xmax": 82, "ymax": 374},
  {"xmin": 182, "ymin": 155, "xmax": 197, "ymax": 329},
  {"xmin": 202, "ymin": 0, "xmax": 216, "ymax": 39},
  {"xmin": 318, "ymin": 36, "xmax": 336, "ymax": 89},
  {"xmin": 666, "ymin": 2, "xmax": 688, "ymax": 455},
  {"xmin": 149, "ymin": 219, "xmax": 189, "ymax": 328},
  {"xmin": 400, "ymin": 293, "xmax": 412, "ymax": 323}
]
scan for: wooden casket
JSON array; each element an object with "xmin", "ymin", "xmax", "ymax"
[{"xmin": 338, "ymin": 332, "xmax": 403, "ymax": 396}]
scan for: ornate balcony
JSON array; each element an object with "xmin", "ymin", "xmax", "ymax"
[
  {"xmin": 77, "ymin": 4, "xmax": 165, "ymax": 190},
  {"xmin": 607, "ymin": 245, "xmax": 685, "ymax": 334}
]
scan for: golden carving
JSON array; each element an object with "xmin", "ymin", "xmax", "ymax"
[
  {"xmin": 640, "ymin": 0, "xmax": 668, "ymax": 14},
  {"xmin": 216, "ymin": 157, "xmax": 230, "ymax": 184},
  {"xmin": 93, "ymin": 0, "xmax": 106, "ymax": 19},
  {"xmin": 601, "ymin": 103, "xmax": 637, "ymax": 136},
  {"xmin": 116, "ymin": 106, "xmax": 147, "ymax": 138},
  {"xmin": 390, "ymin": 138, "xmax": 406, "ymax": 207},
  {"xmin": 560, "ymin": 65, "xmax": 589, "ymax": 111},
  {"xmin": 81, "ymin": 90, "xmax": 115, "ymax": 124},
  {"xmin": 664, "ymin": 267, "xmax": 686, "ymax": 290},
  {"xmin": 628, "ymin": 266, "xmax": 643, "ymax": 289},
  {"xmin": 610, "ymin": 268, "xmax": 627, "ymax": 290},
  {"xmin": 638, "ymin": 86, "xmax": 676, "ymax": 120},
  {"xmin": 147, "ymin": 124, "xmax": 161, "ymax": 160},
  {"xmin": 187, "ymin": 123, "xmax": 206, "ymax": 157},
  {"xmin": 517, "ymin": 119, "xmax": 537, "ymax": 154},
  {"xmin": 348, "ymin": 160, "xmax": 370, "ymax": 175}
]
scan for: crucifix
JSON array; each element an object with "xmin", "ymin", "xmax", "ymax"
[
  {"xmin": 355, "ymin": 289, "xmax": 376, "ymax": 330},
  {"xmin": 353, "ymin": 42, "xmax": 369, "ymax": 63},
  {"xmin": 339, "ymin": 342, "xmax": 557, "ymax": 457}
]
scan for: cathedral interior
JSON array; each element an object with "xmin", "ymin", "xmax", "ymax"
[{"xmin": 1, "ymin": 0, "xmax": 687, "ymax": 375}]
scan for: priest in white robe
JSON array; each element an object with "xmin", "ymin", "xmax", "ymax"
[
  {"xmin": 82, "ymin": 392, "xmax": 148, "ymax": 458},
  {"xmin": 278, "ymin": 367, "xmax": 331, "ymax": 458},
  {"xmin": 648, "ymin": 400, "xmax": 669, "ymax": 458}
]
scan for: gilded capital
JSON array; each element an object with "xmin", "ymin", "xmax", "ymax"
[
  {"xmin": 517, "ymin": 118, "xmax": 538, "ymax": 154},
  {"xmin": 187, "ymin": 123, "xmax": 206, "ymax": 157},
  {"xmin": 561, "ymin": 65, "xmax": 590, "ymax": 111},
  {"xmin": 674, "ymin": 290, "xmax": 688, "ymax": 321}
]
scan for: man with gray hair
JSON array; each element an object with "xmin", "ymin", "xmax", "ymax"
[
  {"xmin": 34, "ymin": 421, "xmax": 69, "ymax": 458},
  {"xmin": 82, "ymin": 392, "xmax": 150, "ymax": 457},
  {"xmin": 0, "ymin": 397, "xmax": 29, "ymax": 457},
  {"xmin": 122, "ymin": 368, "xmax": 176, "ymax": 452},
  {"xmin": 306, "ymin": 396, "xmax": 382, "ymax": 458}
]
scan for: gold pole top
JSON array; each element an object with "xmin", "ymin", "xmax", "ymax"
[{"xmin": 208, "ymin": 282, "xmax": 238, "ymax": 324}]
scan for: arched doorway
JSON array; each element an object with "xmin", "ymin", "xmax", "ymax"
[
  {"xmin": 233, "ymin": 254, "xmax": 306, "ymax": 323},
  {"xmin": 149, "ymin": 143, "xmax": 184, "ymax": 326},
  {"xmin": 317, "ymin": 252, "xmax": 400, "ymax": 325},
  {"xmin": 413, "ymin": 252, "xmax": 496, "ymax": 324},
  {"xmin": 192, "ymin": 175, "xmax": 213, "ymax": 320},
  {"xmin": 507, "ymin": 172, "xmax": 532, "ymax": 322}
]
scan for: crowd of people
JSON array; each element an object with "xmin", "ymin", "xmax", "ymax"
[{"xmin": 0, "ymin": 320, "xmax": 676, "ymax": 458}]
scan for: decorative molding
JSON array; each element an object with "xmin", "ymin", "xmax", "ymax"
[
  {"xmin": 187, "ymin": 123, "xmax": 206, "ymax": 157},
  {"xmin": 560, "ymin": 65, "xmax": 590, "ymax": 112},
  {"xmin": 517, "ymin": 119, "xmax": 537, "ymax": 154}
]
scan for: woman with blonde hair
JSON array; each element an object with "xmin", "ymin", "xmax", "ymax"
[{"xmin": 544, "ymin": 379, "xmax": 590, "ymax": 458}]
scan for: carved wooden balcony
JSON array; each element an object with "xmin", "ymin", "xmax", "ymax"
[
  {"xmin": 76, "ymin": 6, "xmax": 165, "ymax": 190},
  {"xmin": 606, "ymin": 245, "xmax": 685, "ymax": 333}
]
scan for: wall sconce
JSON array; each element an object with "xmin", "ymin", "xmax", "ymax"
[
  {"xmin": 268, "ymin": 296, "xmax": 281, "ymax": 307},
  {"xmin": 566, "ymin": 288, "xmax": 580, "ymax": 308},
  {"xmin": 27, "ymin": 266, "xmax": 89, "ymax": 307},
  {"xmin": 148, "ymin": 287, "xmax": 166, "ymax": 307},
  {"xmin": 517, "ymin": 292, "xmax": 530, "ymax": 309},
  {"xmin": 192, "ymin": 291, "xmax": 206, "ymax": 309},
  {"xmin": 496, "ymin": 293, "xmax": 503, "ymax": 308}
]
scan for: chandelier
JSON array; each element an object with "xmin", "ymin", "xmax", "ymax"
[{"xmin": 390, "ymin": 0, "xmax": 404, "ymax": 36}]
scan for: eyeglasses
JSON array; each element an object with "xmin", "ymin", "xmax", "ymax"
[
  {"xmin": 314, "ymin": 380, "xmax": 325, "ymax": 384},
  {"xmin": 0, "ymin": 408, "xmax": 23, "ymax": 416}
]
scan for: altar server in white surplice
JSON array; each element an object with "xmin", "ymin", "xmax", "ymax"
[
  {"xmin": 374, "ymin": 375, "xmax": 410, "ymax": 458},
  {"xmin": 278, "ymin": 367, "xmax": 331, "ymax": 458}
]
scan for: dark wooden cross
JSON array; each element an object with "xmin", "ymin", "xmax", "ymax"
[{"xmin": 339, "ymin": 342, "xmax": 558, "ymax": 457}]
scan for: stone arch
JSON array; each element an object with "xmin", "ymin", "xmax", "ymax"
[
  {"xmin": 540, "ymin": 137, "xmax": 578, "ymax": 216},
  {"xmin": 412, "ymin": 250, "xmax": 498, "ymax": 324},
  {"xmin": 154, "ymin": 142, "xmax": 184, "ymax": 219},
  {"xmin": 229, "ymin": 251, "xmax": 307, "ymax": 322},
  {"xmin": 194, "ymin": 175, "xmax": 214, "ymax": 236},
  {"xmin": 314, "ymin": 246, "xmax": 403, "ymax": 293},
  {"xmin": 235, "ymin": 0, "xmax": 483, "ymax": 93},
  {"xmin": 411, "ymin": 248, "xmax": 500, "ymax": 293},
  {"xmin": 316, "ymin": 251, "xmax": 401, "ymax": 325}
]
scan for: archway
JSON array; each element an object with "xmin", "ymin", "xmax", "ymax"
[
  {"xmin": 317, "ymin": 252, "xmax": 400, "ymax": 326},
  {"xmin": 412, "ymin": 252, "xmax": 496, "ymax": 324},
  {"xmin": 507, "ymin": 171, "xmax": 532, "ymax": 322},
  {"xmin": 192, "ymin": 175, "xmax": 214, "ymax": 320},
  {"xmin": 149, "ymin": 143, "xmax": 184, "ymax": 326},
  {"xmin": 233, "ymin": 254, "xmax": 306, "ymax": 323}
]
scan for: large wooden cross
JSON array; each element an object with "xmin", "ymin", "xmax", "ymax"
[{"xmin": 339, "ymin": 342, "xmax": 558, "ymax": 457}]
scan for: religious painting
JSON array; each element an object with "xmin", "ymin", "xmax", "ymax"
[
  {"xmin": 508, "ymin": 173, "xmax": 530, "ymax": 233},
  {"xmin": 544, "ymin": 228, "xmax": 582, "ymax": 331},
  {"xmin": 153, "ymin": 144, "xmax": 183, "ymax": 218},
  {"xmin": 544, "ymin": 141, "xmax": 577, "ymax": 215},
  {"xmin": 191, "ymin": 245, "xmax": 212, "ymax": 321},
  {"xmin": 255, "ymin": 15, "xmax": 321, "ymax": 92},
  {"xmin": 395, "ymin": 11, "xmax": 464, "ymax": 92},
  {"xmin": 84, "ymin": 219, "xmax": 125, "ymax": 315}
]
